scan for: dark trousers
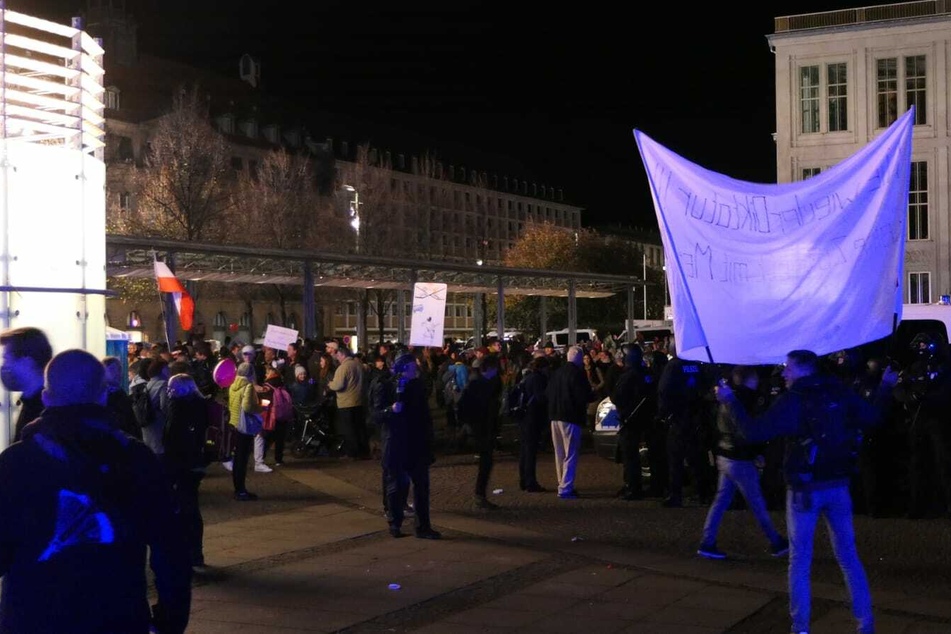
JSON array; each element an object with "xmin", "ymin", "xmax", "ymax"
[
  {"xmin": 619, "ymin": 424, "xmax": 643, "ymax": 494},
  {"xmin": 170, "ymin": 470, "xmax": 204, "ymax": 566},
  {"xmin": 263, "ymin": 419, "xmax": 290, "ymax": 463},
  {"xmin": 667, "ymin": 421, "xmax": 712, "ymax": 503},
  {"xmin": 337, "ymin": 406, "xmax": 369, "ymax": 458},
  {"xmin": 475, "ymin": 447, "xmax": 494, "ymax": 497},
  {"xmin": 232, "ymin": 431, "xmax": 253, "ymax": 494},
  {"xmin": 518, "ymin": 417, "xmax": 544, "ymax": 489},
  {"xmin": 647, "ymin": 419, "xmax": 668, "ymax": 497},
  {"xmin": 385, "ymin": 462, "xmax": 431, "ymax": 532},
  {"xmin": 909, "ymin": 417, "xmax": 951, "ymax": 517}
]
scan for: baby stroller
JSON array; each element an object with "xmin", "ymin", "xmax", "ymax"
[{"xmin": 291, "ymin": 400, "xmax": 342, "ymax": 459}]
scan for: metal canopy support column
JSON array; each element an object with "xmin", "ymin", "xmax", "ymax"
[
  {"xmin": 567, "ymin": 279, "xmax": 577, "ymax": 347},
  {"xmin": 357, "ymin": 290, "xmax": 368, "ymax": 353},
  {"xmin": 539, "ymin": 296, "xmax": 547, "ymax": 346},
  {"xmin": 496, "ymin": 275, "xmax": 505, "ymax": 343},
  {"xmin": 472, "ymin": 292, "xmax": 483, "ymax": 348},
  {"xmin": 398, "ymin": 270, "xmax": 416, "ymax": 345},
  {"xmin": 302, "ymin": 261, "xmax": 315, "ymax": 339},
  {"xmin": 626, "ymin": 286, "xmax": 636, "ymax": 344}
]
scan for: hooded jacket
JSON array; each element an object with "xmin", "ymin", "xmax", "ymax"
[
  {"xmin": 0, "ymin": 404, "xmax": 191, "ymax": 633},
  {"xmin": 228, "ymin": 374, "xmax": 260, "ymax": 431}
]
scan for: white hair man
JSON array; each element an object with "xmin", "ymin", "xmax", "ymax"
[{"xmin": 545, "ymin": 345, "xmax": 595, "ymax": 499}]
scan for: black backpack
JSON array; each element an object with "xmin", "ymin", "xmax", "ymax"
[
  {"xmin": 130, "ymin": 382, "xmax": 154, "ymax": 429},
  {"xmin": 787, "ymin": 385, "xmax": 861, "ymax": 486}
]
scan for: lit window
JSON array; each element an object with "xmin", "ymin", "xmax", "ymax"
[
  {"xmin": 800, "ymin": 65, "xmax": 820, "ymax": 133},
  {"xmin": 798, "ymin": 62, "xmax": 849, "ymax": 134},
  {"xmin": 875, "ymin": 54, "xmax": 928, "ymax": 127},
  {"xmin": 905, "ymin": 55, "xmax": 927, "ymax": 125},
  {"xmin": 909, "ymin": 272, "xmax": 931, "ymax": 304},
  {"xmin": 908, "ymin": 161, "xmax": 928, "ymax": 241},
  {"xmin": 827, "ymin": 63, "xmax": 847, "ymax": 131},
  {"xmin": 104, "ymin": 86, "xmax": 120, "ymax": 110},
  {"xmin": 128, "ymin": 310, "xmax": 141, "ymax": 329}
]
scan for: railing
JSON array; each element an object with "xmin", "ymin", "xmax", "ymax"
[
  {"xmin": 0, "ymin": 8, "xmax": 105, "ymax": 156},
  {"xmin": 775, "ymin": 0, "xmax": 951, "ymax": 33}
]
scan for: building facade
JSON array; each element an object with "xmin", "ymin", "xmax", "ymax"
[
  {"xmin": 770, "ymin": 0, "xmax": 951, "ymax": 303},
  {"xmin": 86, "ymin": 3, "xmax": 590, "ymax": 344}
]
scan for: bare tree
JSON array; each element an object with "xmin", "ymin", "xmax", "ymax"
[{"xmin": 131, "ymin": 86, "xmax": 234, "ymax": 242}]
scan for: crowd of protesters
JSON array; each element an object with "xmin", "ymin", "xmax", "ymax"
[
  {"xmin": 111, "ymin": 325, "xmax": 951, "ymax": 527},
  {"xmin": 1, "ymin": 322, "xmax": 949, "ymax": 633}
]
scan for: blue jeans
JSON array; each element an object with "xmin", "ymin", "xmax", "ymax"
[
  {"xmin": 701, "ymin": 456, "xmax": 782, "ymax": 547},
  {"xmin": 787, "ymin": 485, "xmax": 873, "ymax": 634}
]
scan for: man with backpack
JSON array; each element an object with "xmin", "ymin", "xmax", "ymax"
[{"xmin": 716, "ymin": 349, "xmax": 898, "ymax": 634}]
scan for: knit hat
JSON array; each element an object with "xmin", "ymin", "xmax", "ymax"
[{"xmin": 241, "ymin": 345, "xmax": 256, "ymax": 356}]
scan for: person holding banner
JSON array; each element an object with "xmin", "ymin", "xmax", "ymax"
[
  {"xmin": 717, "ymin": 350, "xmax": 897, "ymax": 634},
  {"xmin": 697, "ymin": 365, "xmax": 787, "ymax": 560}
]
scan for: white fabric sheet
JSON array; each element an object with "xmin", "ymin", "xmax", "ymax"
[{"xmin": 634, "ymin": 109, "xmax": 914, "ymax": 365}]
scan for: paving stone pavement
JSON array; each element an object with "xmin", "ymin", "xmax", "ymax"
[{"xmin": 180, "ymin": 458, "xmax": 951, "ymax": 634}]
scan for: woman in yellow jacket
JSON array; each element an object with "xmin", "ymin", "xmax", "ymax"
[{"xmin": 229, "ymin": 362, "xmax": 262, "ymax": 501}]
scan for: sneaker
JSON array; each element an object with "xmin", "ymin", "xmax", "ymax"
[
  {"xmin": 524, "ymin": 484, "xmax": 548, "ymax": 493},
  {"xmin": 254, "ymin": 463, "xmax": 273, "ymax": 473},
  {"xmin": 403, "ymin": 505, "xmax": 415, "ymax": 517},
  {"xmin": 221, "ymin": 460, "xmax": 233, "ymax": 472},
  {"xmin": 558, "ymin": 490, "xmax": 579, "ymax": 499},
  {"xmin": 234, "ymin": 490, "xmax": 258, "ymax": 502},
  {"xmin": 474, "ymin": 496, "xmax": 499, "ymax": 510},
  {"xmin": 770, "ymin": 538, "xmax": 790, "ymax": 558},
  {"xmin": 697, "ymin": 543, "xmax": 727, "ymax": 560},
  {"xmin": 388, "ymin": 526, "xmax": 405, "ymax": 538}
]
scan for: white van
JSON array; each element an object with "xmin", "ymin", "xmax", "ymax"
[{"xmin": 540, "ymin": 328, "xmax": 598, "ymax": 349}]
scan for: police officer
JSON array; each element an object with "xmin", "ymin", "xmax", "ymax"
[
  {"xmin": 611, "ymin": 346, "xmax": 651, "ymax": 500},
  {"xmin": 894, "ymin": 332, "xmax": 951, "ymax": 518},
  {"xmin": 656, "ymin": 342, "xmax": 714, "ymax": 507}
]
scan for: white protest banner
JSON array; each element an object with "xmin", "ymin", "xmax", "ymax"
[
  {"xmin": 263, "ymin": 324, "xmax": 299, "ymax": 351},
  {"xmin": 410, "ymin": 283, "xmax": 447, "ymax": 348},
  {"xmin": 634, "ymin": 108, "xmax": 914, "ymax": 365}
]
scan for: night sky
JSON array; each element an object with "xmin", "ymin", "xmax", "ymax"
[{"xmin": 23, "ymin": 0, "xmax": 898, "ymax": 229}]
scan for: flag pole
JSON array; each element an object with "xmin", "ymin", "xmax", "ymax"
[{"xmin": 152, "ymin": 251, "xmax": 171, "ymax": 350}]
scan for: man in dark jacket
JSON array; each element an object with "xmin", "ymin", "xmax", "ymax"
[
  {"xmin": 457, "ymin": 355, "xmax": 503, "ymax": 509},
  {"xmin": 371, "ymin": 353, "xmax": 440, "ymax": 539},
  {"xmin": 611, "ymin": 346, "xmax": 650, "ymax": 500},
  {"xmin": 717, "ymin": 349, "xmax": 897, "ymax": 634},
  {"xmin": 1, "ymin": 326, "xmax": 52, "ymax": 443},
  {"xmin": 697, "ymin": 365, "xmax": 787, "ymax": 560},
  {"xmin": 546, "ymin": 345, "xmax": 594, "ymax": 499},
  {"xmin": 517, "ymin": 355, "xmax": 550, "ymax": 493},
  {"xmin": 0, "ymin": 349, "xmax": 191, "ymax": 633}
]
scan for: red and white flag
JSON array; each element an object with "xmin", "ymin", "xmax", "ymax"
[{"xmin": 154, "ymin": 260, "xmax": 194, "ymax": 331}]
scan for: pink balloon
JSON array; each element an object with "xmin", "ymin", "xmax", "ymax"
[{"xmin": 213, "ymin": 358, "xmax": 236, "ymax": 388}]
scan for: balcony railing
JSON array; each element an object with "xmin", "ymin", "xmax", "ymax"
[{"xmin": 775, "ymin": 0, "xmax": 951, "ymax": 33}]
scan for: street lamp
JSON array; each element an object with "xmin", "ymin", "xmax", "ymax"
[{"xmin": 343, "ymin": 185, "xmax": 360, "ymax": 253}]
